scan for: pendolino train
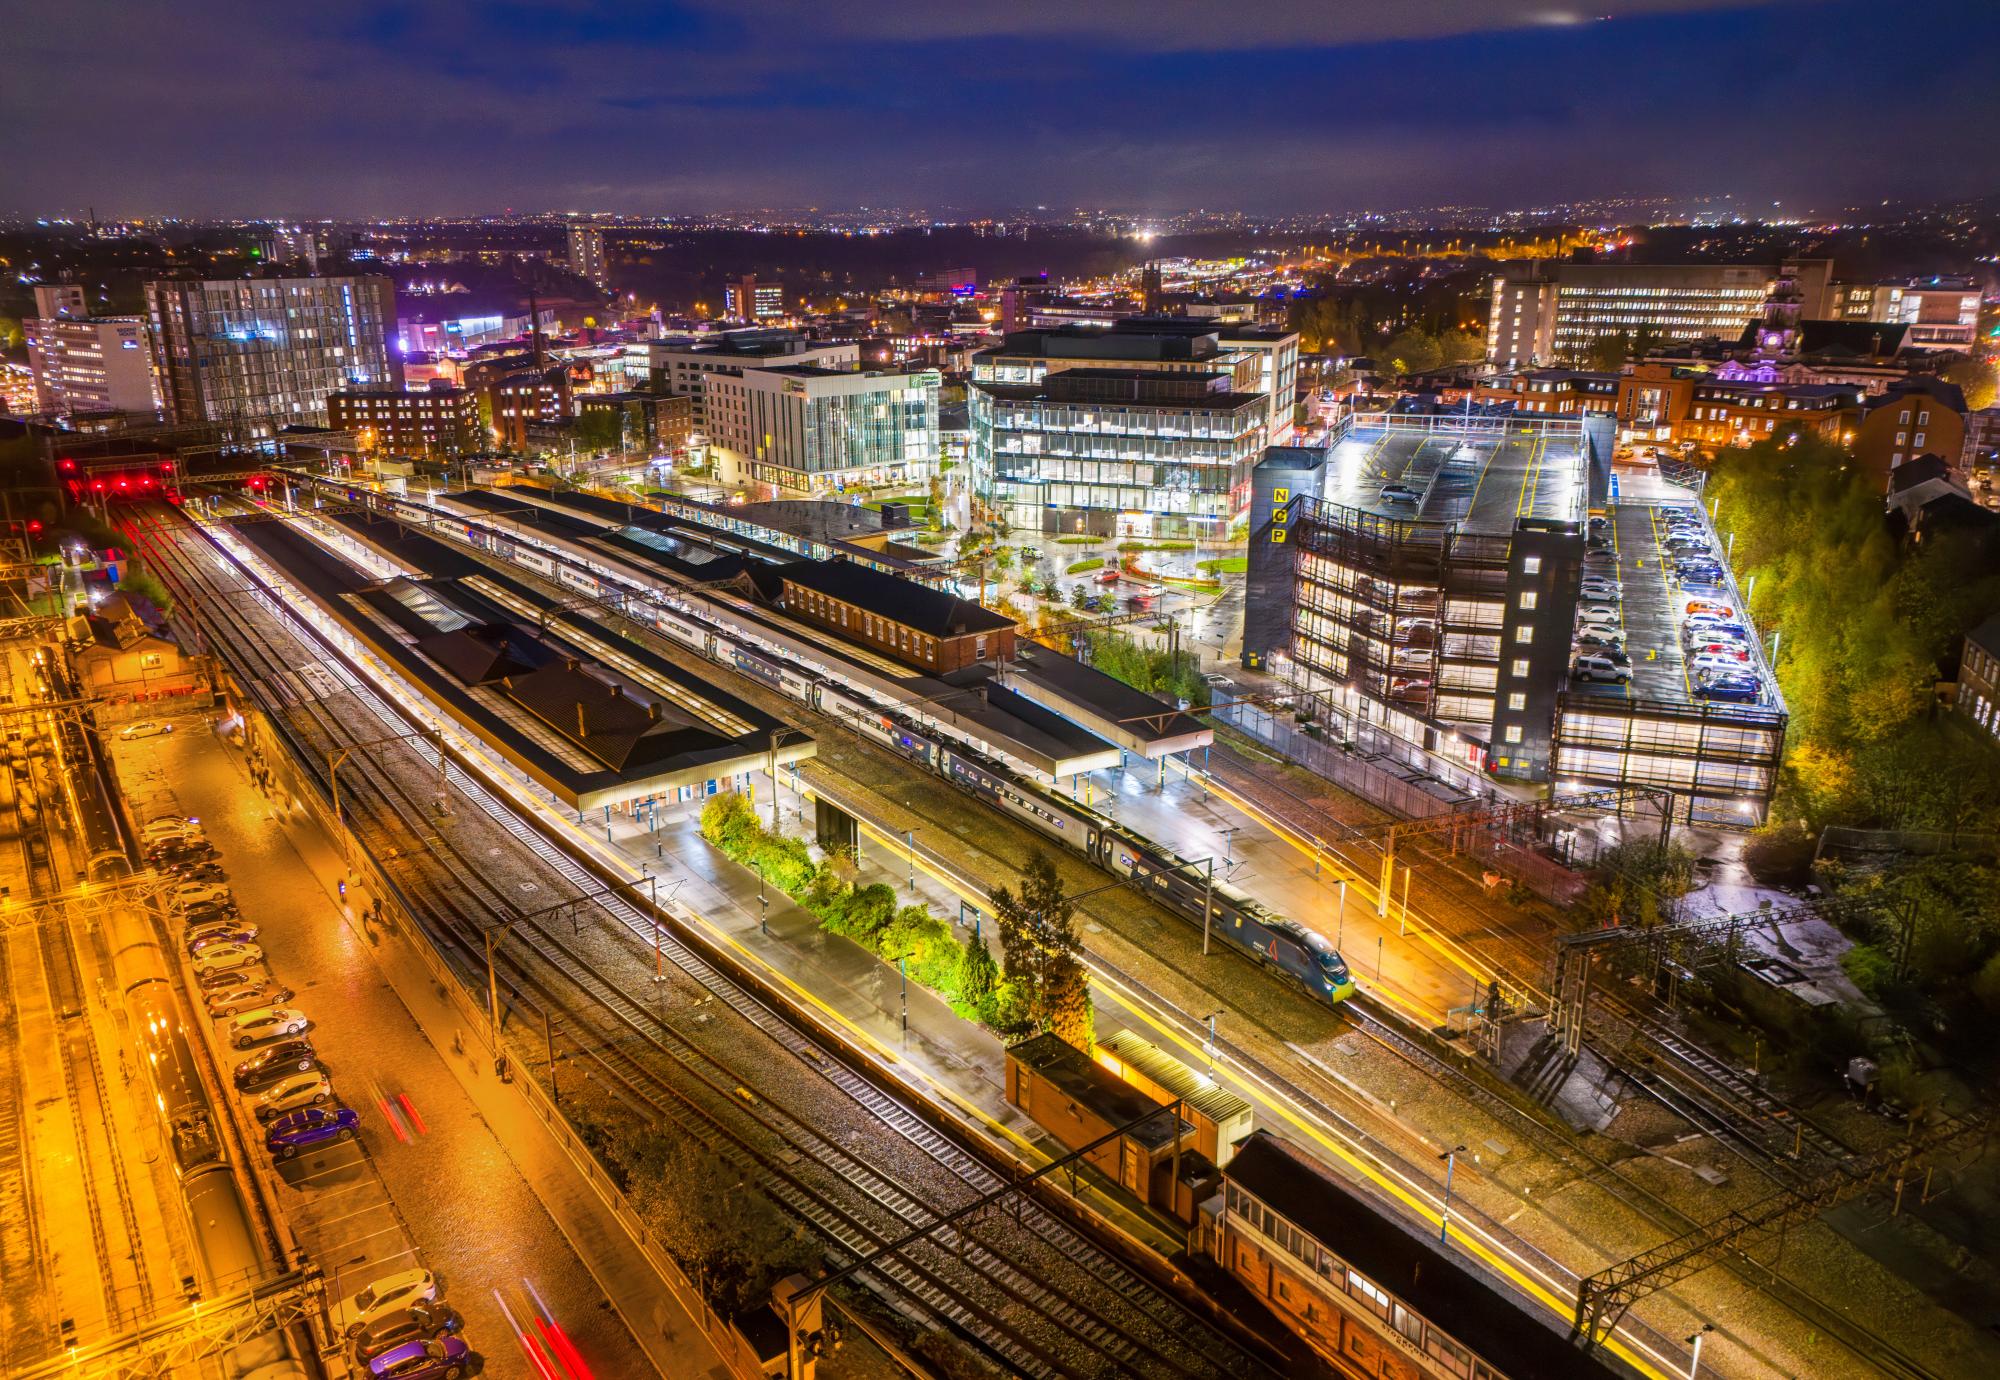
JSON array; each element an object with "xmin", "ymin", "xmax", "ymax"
[{"xmin": 354, "ymin": 490, "xmax": 1358, "ymax": 1006}]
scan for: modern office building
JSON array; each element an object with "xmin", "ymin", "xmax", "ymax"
[
  {"xmin": 725, "ymin": 275, "xmax": 784, "ymax": 321},
  {"xmin": 24, "ymin": 284, "xmax": 161, "ymax": 419},
  {"xmin": 1243, "ymin": 414, "xmax": 1786, "ymax": 822},
  {"xmin": 968, "ymin": 318, "xmax": 1296, "ymax": 538},
  {"xmin": 567, "ymin": 226, "xmax": 609, "ymax": 292},
  {"xmin": 327, "ymin": 381, "xmax": 483, "ymax": 456},
  {"xmin": 1832, "ymin": 276, "xmax": 1982, "ymax": 350},
  {"xmin": 643, "ymin": 330, "xmax": 859, "ymax": 434},
  {"xmin": 144, "ymin": 274, "xmax": 397, "ymax": 435},
  {"xmin": 1486, "ymin": 261, "xmax": 1782, "ymax": 367},
  {"xmin": 702, "ymin": 365, "xmax": 940, "ymax": 492}
]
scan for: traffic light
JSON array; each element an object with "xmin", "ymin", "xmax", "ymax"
[{"xmin": 27, "ymin": 520, "xmax": 42, "ymax": 535}]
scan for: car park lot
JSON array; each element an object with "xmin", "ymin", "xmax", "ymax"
[
  {"xmin": 109, "ymin": 717, "xmax": 655, "ymax": 1378},
  {"xmin": 1569, "ymin": 498, "xmax": 1781, "ymax": 710}
]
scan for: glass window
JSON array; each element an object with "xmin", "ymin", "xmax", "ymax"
[
  {"xmin": 1521, "ymin": 556, "xmax": 1542, "ymax": 575},
  {"xmin": 1508, "ymin": 692, "xmax": 1526, "ymax": 711},
  {"xmin": 1348, "ymin": 1270, "xmax": 1390, "ymax": 1314},
  {"xmin": 1392, "ymin": 1302, "xmax": 1424, "ymax": 1343},
  {"xmin": 1518, "ymin": 592, "xmax": 1538, "ymax": 611},
  {"xmin": 1511, "ymin": 658, "xmax": 1530, "ymax": 677},
  {"xmin": 1513, "ymin": 626, "xmax": 1533, "ymax": 644},
  {"xmin": 1505, "ymin": 725, "xmax": 1523, "ymax": 744}
]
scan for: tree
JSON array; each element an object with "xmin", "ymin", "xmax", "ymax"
[
  {"xmin": 957, "ymin": 935, "xmax": 999, "ymax": 1014},
  {"xmin": 990, "ymin": 852, "xmax": 1087, "ymax": 1038},
  {"xmin": 1043, "ymin": 954, "xmax": 1094, "ymax": 1051},
  {"xmin": 1941, "ymin": 352, "xmax": 1998, "ymax": 413},
  {"xmin": 1581, "ymin": 331, "xmax": 1633, "ymax": 372},
  {"xmin": 1379, "ymin": 328, "xmax": 1443, "ymax": 378},
  {"xmin": 573, "ymin": 405, "xmax": 626, "ymax": 455}
]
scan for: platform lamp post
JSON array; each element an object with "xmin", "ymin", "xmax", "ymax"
[
  {"xmin": 886, "ymin": 949, "xmax": 913, "ymax": 1037},
  {"xmin": 906, "ymin": 828, "xmax": 919, "ymax": 894},
  {"xmin": 1200, "ymin": 1009, "xmax": 1221, "ymax": 1069},
  {"xmin": 1438, "ymin": 1143, "xmax": 1467, "ymax": 1245},
  {"xmin": 1686, "ymin": 1324, "xmax": 1715, "ymax": 1379}
]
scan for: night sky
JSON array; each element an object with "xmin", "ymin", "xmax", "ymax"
[{"xmin": 8, "ymin": 0, "xmax": 1995, "ymax": 218}]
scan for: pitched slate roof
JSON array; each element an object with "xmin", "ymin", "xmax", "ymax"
[
  {"xmin": 777, "ymin": 559, "xmax": 1013, "ymax": 638},
  {"xmin": 500, "ymin": 661, "xmax": 704, "ymax": 771},
  {"xmin": 1225, "ymin": 1131, "xmax": 1624, "ymax": 1379}
]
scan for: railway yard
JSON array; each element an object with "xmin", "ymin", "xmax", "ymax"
[{"xmin": 1, "ymin": 480, "xmax": 1992, "ymax": 1380}]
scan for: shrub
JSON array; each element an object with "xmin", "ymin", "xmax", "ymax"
[
  {"xmin": 1743, "ymin": 821, "xmax": 1818, "ymax": 887},
  {"xmin": 1196, "ymin": 556, "xmax": 1248, "ymax": 576},
  {"xmin": 1065, "ymin": 557, "xmax": 1104, "ymax": 575}
]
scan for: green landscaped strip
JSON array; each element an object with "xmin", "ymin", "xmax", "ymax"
[
  {"xmin": 1197, "ymin": 556, "xmax": 1248, "ymax": 575},
  {"xmin": 1056, "ymin": 535, "xmax": 1101, "ymax": 545},
  {"xmin": 1066, "ymin": 557, "xmax": 1105, "ymax": 574}
]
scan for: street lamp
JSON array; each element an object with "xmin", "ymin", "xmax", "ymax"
[
  {"xmin": 886, "ymin": 949, "xmax": 913, "ymax": 1035},
  {"xmin": 1686, "ymin": 1324, "xmax": 1715, "ymax": 1379},
  {"xmin": 906, "ymin": 827, "xmax": 919, "ymax": 893},
  {"xmin": 1200, "ymin": 1009, "xmax": 1221, "ymax": 1068},
  {"xmin": 1438, "ymin": 1144, "xmax": 1467, "ymax": 1245}
]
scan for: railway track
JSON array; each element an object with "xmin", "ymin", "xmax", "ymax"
[
  {"xmin": 128, "ymin": 506, "xmax": 1279, "ymax": 1380},
  {"xmin": 1201, "ymin": 743, "xmax": 1865, "ymax": 1183}
]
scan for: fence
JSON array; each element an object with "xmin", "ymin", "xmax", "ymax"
[{"xmin": 1214, "ymin": 698, "xmax": 1471, "ymax": 820}]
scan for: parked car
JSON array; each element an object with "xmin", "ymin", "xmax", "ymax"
[
  {"xmin": 170, "ymin": 861, "xmax": 228, "ymax": 884},
  {"xmin": 1579, "ymin": 582, "xmax": 1622, "ymax": 603},
  {"xmin": 334, "ymin": 1269, "xmax": 443, "ymax": 1338},
  {"xmin": 266, "ymin": 1105, "xmax": 359, "ymax": 1159},
  {"xmin": 1685, "ymin": 639, "xmax": 1750, "ymax": 661},
  {"xmin": 1694, "ymin": 674, "xmax": 1762, "ymax": 704},
  {"xmin": 191, "ymin": 942, "xmax": 263, "ymax": 976},
  {"xmin": 1686, "ymin": 617, "xmax": 1749, "ymax": 640},
  {"xmin": 1575, "ymin": 602, "xmax": 1621, "ymax": 625},
  {"xmin": 250, "ymin": 1070, "xmax": 334, "ymax": 1122},
  {"xmin": 118, "ymin": 720, "xmax": 174, "ymax": 740},
  {"xmin": 205, "ymin": 979, "xmax": 294, "ymax": 1017},
  {"xmin": 1683, "ymin": 599, "xmax": 1734, "ymax": 619},
  {"xmin": 1390, "ymin": 646, "xmax": 1433, "ymax": 668},
  {"xmin": 361, "ymin": 1336, "xmax": 469, "ymax": 1380},
  {"xmin": 1689, "ymin": 652, "xmax": 1753, "ymax": 676},
  {"xmin": 1572, "ymin": 653, "xmax": 1632, "ymax": 684},
  {"xmin": 1574, "ymin": 627, "xmax": 1626, "ymax": 651},
  {"xmin": 172, "ymin": 881, "xmax": 232, "ymax": 910},
  {"xmin": 1388, "ymin": 676, "xmax": 1431, "ymax": 698},
  {"xmin": 1379, "ymin": 483, "xmax": 1422, "ymax": 504},
  {"xmin": 351, "ymin": 1304, "xmax": 465, "ymax": 1365},
  {"xmin": 1201, "ymin": 673, "xmax": 1234, "ymax": 689},
  {"xmin": 140, "ymin": 815, "xmax": 201, "ymax": 842},
  {"xmin": 234, "ymin": 1040, "xmax": 318, "ymax": 1089},
  {"xmin": 187, "ymin": 923, "xmax": 259, "ymax": 953},
  {"xmin": 181, "ymin": 899, "xmax": 239, "ymax": 927},
  {"xmin": 1096, "ymin": 568, "xmax": 1120, "ymax": 583},
  {"xmin": 230, "ymin": 1006, "xmax": 310, "ymax": 1049}
]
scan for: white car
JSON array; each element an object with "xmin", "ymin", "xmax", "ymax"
[
  {"xmin": 173, "ymin": 882, "xmax": 232, "ymax": 910},
  {"xmin": 333, "ymin": 1269, "xmax": 442, "ymax": 1337},
  {"xmin": 141, "ymin": 815, "xmax": 201, "ymax": 841},
  {"xmin": 191, "ymin": 942, "xmax": 263, "ymax": 976},
  {"xmin": 229, "ymin": 1006, "xmax": 309, "ymax": 1049},
  {"xmin": 1572, "ymin": 653, "xmax": 1632, "ymax": 684},
  {"xmin": 119, "ymin": 721, "xmax": 174, "ymax": 740},
  {"xmin": 1575, "ymin": 602, "xmax": 1620, "ymax": 625},
  {"xmin": 1689, "ymin": 652, "xmax": 1753, "ymax": 675},
  {"xmin": 249, "ymin": 1070, "xmax": 333, "ymax": 1122}
]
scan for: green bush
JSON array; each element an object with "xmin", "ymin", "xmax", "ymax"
[
  {"xmin": 1743, "ymin": 821, "xmax": 1817, "ymax": 887},
  {"xmin": 1116, "ymin": 540, "xmax": 1195, "ymax": 553},
  {"xmin": 1056, "ymin": 535, "xmax": 1101, "ymax": 545},
  {"xmin": 1196, "ymin": 556, "xmax": 1248, "ymax": 576},
  {"xmin": 1065, "ymin": 557, "xmax": 1104, "ymax": 575}
]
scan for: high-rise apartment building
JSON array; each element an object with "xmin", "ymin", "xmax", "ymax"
[
  {"xmin": 24, "ymin": 284, "xmax": 161, "ymax": 418},
  {"xmin": 725, "ymin": 275, "xmax": 784, "ymax": 321},
  {"xmin": 968, "ymin": 319, "xmax": 1296, "ymax": 537},
  {"xmin": 567, "ymin": 226, "xmax": 609, "ymax": 292},
  {"xmin": 1486, "ymin": 261, "xmax": 1781, "ymax": 367},
  {"xmin": 145, "ymin": 275, "xmax": 398, "ymax": 434},
  {"xmin": 703, "ymin": 365, "xmax": 939, "ymax": 492}
]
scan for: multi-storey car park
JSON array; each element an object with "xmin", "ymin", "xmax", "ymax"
[{"xmin": 1243, "ymin": 414, "xmax": 1787, "ymax": 824}]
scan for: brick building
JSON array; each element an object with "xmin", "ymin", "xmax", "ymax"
[
  {"xmin": 1852, "ymin": 375, "xmax": 1969, "ymax": 489},
  {"xmin": 776, "ymin": 559, "xmax": 1014, "ymax": 673},
  {"xmin": 328, "ymin": 383, "xmax": 483, "ymax": 456},
  {"xmin": 1614, "ymin": 362, "xmax": 1860, "ymax": 449}
]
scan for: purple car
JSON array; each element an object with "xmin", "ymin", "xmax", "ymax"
[
  {"xmin": 366, "ymin": 1336, "xmax": 470, "ymax": 1379},
  {"xmin": 266, "ymin": 1105, "xmax": 359, "ymax": 1159}
]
